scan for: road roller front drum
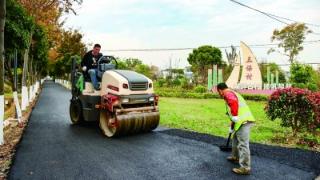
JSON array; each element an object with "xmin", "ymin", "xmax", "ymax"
[{"xmin": 99, "ymin": 109, "xmax": 160, "ymax": 137}]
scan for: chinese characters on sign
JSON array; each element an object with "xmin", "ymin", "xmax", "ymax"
[{"xmin": 246, "ymin": 56, "xmax": 253, "ymax": 80}]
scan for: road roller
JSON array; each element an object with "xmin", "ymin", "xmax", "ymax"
[{"xmin": 69, "ymin": 56, "xmax": 160, "ymax": 137}]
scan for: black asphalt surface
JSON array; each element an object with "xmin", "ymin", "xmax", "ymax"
[{"xmin": 9, "ymin": 81, "xmax": 320, "ymax": 180}]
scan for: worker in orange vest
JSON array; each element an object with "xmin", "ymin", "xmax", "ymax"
[{"xmin": 216, "ymin": 83, "xmax": 255, "ymax": 175}]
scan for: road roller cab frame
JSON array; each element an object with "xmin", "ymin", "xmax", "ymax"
[{"xmin": 69, "ymin": 56, "xmax": 160, "ymax": 137}]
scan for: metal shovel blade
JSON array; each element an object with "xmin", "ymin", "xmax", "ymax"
[{"xmin": 219, "ymin": 133, "xmax": 232, "ymax": 152}]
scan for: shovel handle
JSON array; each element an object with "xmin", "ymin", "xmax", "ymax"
[{"xmin": 226, "ymin": 133, "xmax": 232, "ymax": 147}]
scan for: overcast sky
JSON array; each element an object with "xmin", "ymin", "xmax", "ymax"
[{"xmin": 64, "ymin": 0, "xmax": 320, "ymax": 70}]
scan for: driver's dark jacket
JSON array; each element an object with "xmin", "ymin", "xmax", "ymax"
[{"xmin": 81, "ymin": 50, "xmax": 103, "ymax": 70}]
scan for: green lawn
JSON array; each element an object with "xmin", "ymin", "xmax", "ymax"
[{"xmin": 159, "ymin": 97, "xmax": 291, "ymax": 145}]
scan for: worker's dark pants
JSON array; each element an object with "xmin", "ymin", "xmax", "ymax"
[{"xmin": 232, "ymin": 122, "xmax": 253, "ymax": 169}]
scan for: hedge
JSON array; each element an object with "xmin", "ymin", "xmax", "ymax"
[
  {"xmin": 155, "ymin": 89, "xmax": 268, "ymax": 101},
  {"xmin": 265, "ymin": 87, "xmax": 320, "ymax": 137}
]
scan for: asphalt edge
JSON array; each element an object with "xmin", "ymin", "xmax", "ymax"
[
  {"xmin": 7, "ymin": 87, "xmax": 43, "ymax": 180},
  {"xmin": 159, "ymin": 128, "xmax": 320, "ymax": 176}
]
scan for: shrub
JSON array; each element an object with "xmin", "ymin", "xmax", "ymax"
[
  {"xmin": 293, "ymin": 82, "xmax": 318, "ymax": 92},
  {"xmin": 4, "ymin": 83, "xmax": 12, "ymax": 93},
  {"xmin": 290, "ymin": 63, "xmax": 319, "ymax": 91},
  {"xmin": 265, "ymin": 87, "xmax": 314, "ymax": 136},
  {"xmin": 194, "ymin": 85, "xmax": 207, "ymax": 93},
  {"xmin": 307, "ymin": 83, "xmax": 318, "ymax": 92},
  {"xmin": 172, "ymin": 78, "xmax": 181, "ymax": 86},
  {"xmin": 180, "ymin": 77, "xmax": 193, "ymax": 89},
  {"xmin": 156, "ymin": 78, "xmax": 166, "ymax": 87},
  {"xmin": 155, "ymin": 87, "xmax": 268, "ymax": 101},
  {"xmin": 242, "ymin": 94, "xmax": 268, "ymax": 101},
  {"xmin": 297, "ymin": 133, "xmax": 319, "ymax": 148},
  {"xmin": 307, "ymin": 92, "xmax": 320, "ymax": 131}
]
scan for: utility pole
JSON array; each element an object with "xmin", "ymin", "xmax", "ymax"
[{"xmin": 0, "ymin": 0, "xmax": 6, "ymax": 145}]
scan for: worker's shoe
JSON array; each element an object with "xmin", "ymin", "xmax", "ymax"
[
  {"xmin": 232, "ymin": 167, "xmax": 250, "ymax": 175},
  {"xmin": 227, "ymin": 156, "xmax": 239, "ymax": 163}
]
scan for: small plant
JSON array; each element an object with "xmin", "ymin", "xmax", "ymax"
[
  {"xmin": 172, "ymin": 78, "xmax": 181, "ymax": 86},
  {"xmin": 297, "ymin": 133, "xmax": 318, "ymax": 148},
  {"xmin": 156, "ymin": 78, "xmax": 166, "ymax": 87},
  {"xmin": 194, "ymin": 85, "xmax": 207, "ymax": 93},
  {"xmin": 180, "ymin": 77, "xmax": 193, "ymax": 89},
  {"xmin": 265, "ymin": 87, "xmax": 313, "ymax": 136}
]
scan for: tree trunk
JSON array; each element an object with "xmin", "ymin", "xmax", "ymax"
[
  {"xmin": 28, "ymin": 57, "xmax": 33, "ymax": 102},
  {"xmin": 201, "ymin": 65, "xmax": 207, "ymax": 85},
  {"xmin": 34, "ymin": 65, "xmax": 39, "ymax": 95},
  {"xmin": 21, "ymin": 47, "xmax": 29, "ymax": 110},
  {"xmin": 3, "ymin": 52, "xmax": 18, "ymax": 92},
  {"xmin": 4, "ymin": 53, "xmax": 22, "ymax": 122},
  {"xmin": 289, "ymin": 54, "xmax": 294, "ymax": 64},
  {"xmin": 36, "ymin": 64, "xmax": 41, "ymax": 91},
  {"xmin": 13, "ymin": 50, "xmax": 22, "ymax": 121},
  {"xmin": 0, "ymin": 0, "xmax": 6, "ymax": 145},
  {"xmin": 4, "ymin": 54, "xmax": 14, "ymax": 90}
]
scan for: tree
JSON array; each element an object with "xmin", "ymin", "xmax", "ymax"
[
  {"xmin": 220, "ymin": 62, "xmax": 233, "ymax": 82},
  {"xmin": 18, "ymin": 0, "xmax": 84, "ymax": 66},
  {"xmin": 53, "ymin": 29, "xmax": 86, "ymax": 78},
  {"xmin": 5, "ymin": 0, "xmax": 36, "ymax": 110},
  {"xmin": 290, "ymin": 63, "xmax": 318, "ymax": 91},
  {"xmin": 150, "ymin": 65, "xmax": 160, "ymax": 80},
  {"xmin": 17, "ymin": 0, "xmax": 82, "ymax": 109},
  {"xmin": 57, "ymin": 29, "xmax": 86, "ymax": 58},
  {"xmin": 124, "ymin": 58, "xmax": 143, "ymax": 69},
  {"xmin": 268, "ymin": 23, "xmax": 312, "ymax": 63},
  {"xmin": 31, "ymin": 24, "xmax": 50, "ymax": 79},
  {"xmin": 18, "ymin": 0, "xmax": 83, "ymax": 47},
  {"xmin": 19, "ymin": 0, "xmax": 82, "ymax": 15},
  {"xmin": 116, "ymin": 60, "xmax": 127, "ymax": 70},
  {"xmin": 225, "ymin": 45, "xmax": 238, "ymax": 66},
  {"xmin": 116, "ymin": 58, "xmax": 154, "ymax": 79},
  {"xmin": 187, "ymin": 45, "xmax": 222, "ymax": 83},
  {"xmin": 135, "ymin": 64, "xmax": 151, "ymax": 78},
  {"xmin": 4, "ymin": 0, "xmax": 34, "ymax": 91},
  {"xmin": 0, "ymin": 0, "xmax": 6, "ymax": 145}
]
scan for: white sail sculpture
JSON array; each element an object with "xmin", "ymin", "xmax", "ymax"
[
  {"xmin": 225, "ymin": 41, "xmax": 263, "ymax": 89},
  {"xmin": 225, "ymin": 55, "xmax": 240, "ymax": 89},
  {"xmin": 239, "ymin": 41, "xmax": 262, "ymax": 89}
]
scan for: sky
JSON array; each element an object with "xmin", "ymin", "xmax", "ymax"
[{"xmin": 64, "ymin": 0, "xmax": 320, "ymax": 71}]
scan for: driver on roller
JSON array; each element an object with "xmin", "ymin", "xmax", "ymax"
[{"xmin": 81, "ymin": 44, "xmax": 103, "ymax": 90}]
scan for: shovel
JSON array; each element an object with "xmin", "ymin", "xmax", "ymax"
[{"xmin": 219, "ymin": 133, "xmax": 232, "ymax": 152}]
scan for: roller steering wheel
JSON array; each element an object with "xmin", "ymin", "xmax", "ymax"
[{"xmin": 98, "ymin": 56, "xmax": 118, "ymax": 69}]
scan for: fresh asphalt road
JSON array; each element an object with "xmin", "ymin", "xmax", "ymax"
[{"xmin": 9, "ymin": 81, "xmax": 319, "ymax": 180}]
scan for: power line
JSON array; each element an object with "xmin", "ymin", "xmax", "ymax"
[
  {"xmin": 229, "ymin": 0, "xmax": 320, "ymax": 35},
  {"xmin": 261, "ymin": 62, "xmax": 320, "ymax": 66},
  {"xmin": 270, "ymin": 14, "xmax": 320, "ymax": 28},
  {"xmin": 230, "ymin": 0, "xmax": 289, "ymax": 25},
  {"xmin": 105, "ymin": 40, "xmax": 320, "ymax": 52}
]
